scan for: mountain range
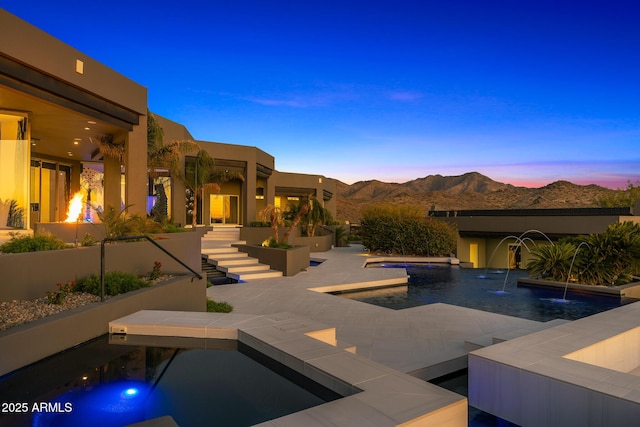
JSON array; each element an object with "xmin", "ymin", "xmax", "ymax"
[{"xmin": 335, "ymin": 172, "xmax": 614, "ymax": 223}]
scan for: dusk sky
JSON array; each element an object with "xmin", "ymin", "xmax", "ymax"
[{"xmin": 5, "ymin": 1, "xmax": 639, "ymax": 188}]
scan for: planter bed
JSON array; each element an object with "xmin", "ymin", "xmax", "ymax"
[
  {"xmin": 234, "ymin": 244, "xmax": 309, "ymax": 276},
  {"xmin": 518, "ymin": 277, "xmax": 640, "ymax": 298}
]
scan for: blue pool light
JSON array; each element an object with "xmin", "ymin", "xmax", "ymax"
[
  {"xmin": 32, "ymin": 381, "xmax": 151, "ymax": 427},
  {"xmin": 123, "ymin": 387, "xmax": 139, "ymax": 397}
]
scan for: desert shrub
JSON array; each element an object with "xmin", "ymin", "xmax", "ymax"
[
  {"xmin": 77, "ymin": 271, "xmax": 149, "ymax": 296},
  {"xmin": 527, "ymin": 241, "xmax": 577, "ymax": 282},
  {"xmin": 99, "ymin": 205, "xmax": 186, "ymax": 238},
  {"xmin": 81, "ymin": 233, "xmax": 98, "ymax": 246},
  {"xmin": 527, "ymin": 222, "xmax": 640, "ymax": 286},
  {"xmin": 206, "ymin": 298, "xmax": 233, "ymax": 313},
  {"xmin": 360, "ymin": 204, "xmax": 457, "ymax": 256},
  {"xmin": 0, "ymin": 231, "xmax": 68, "ymax": 253},
  {"xmin": 262, "ymin": 236, "xmax": 293, "ymax": 249}
]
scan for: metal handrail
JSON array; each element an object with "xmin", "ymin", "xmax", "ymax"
[{"xmin": 100, "ymin": 235, "xmax": 203, "ymax": 301}]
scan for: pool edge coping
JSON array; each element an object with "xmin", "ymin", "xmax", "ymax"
[{"xmin": 109, "ymin": 310, "xmax": 468, "ymax": 427}]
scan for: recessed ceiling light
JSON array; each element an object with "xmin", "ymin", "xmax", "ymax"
[
  {"xmin": 87, "ymin": 120, "xmax": 96, "ymax": 124},
  {"xmin": 84, "ymin": 127, "xmax": 90, "ymax": 130},
  {"xmin": 74, "ymin": 141, "xmax": 79, "ymax": 145}
]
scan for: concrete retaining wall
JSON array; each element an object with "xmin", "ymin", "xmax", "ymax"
[
  {"xmin": 235, "ymin": 244, "xmax": 309, "ymax": 276},
  {"xmin": 0, "ymin": 232, "xmax": 201, "ymax": 301},
  {"xmin": 0, "ymin": 275, "xmax": 206, "ymax": 377}
]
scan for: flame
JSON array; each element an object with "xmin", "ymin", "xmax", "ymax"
[{"xmin": 64, "ymin": 192, "xmax": 84, "ymax": 223}]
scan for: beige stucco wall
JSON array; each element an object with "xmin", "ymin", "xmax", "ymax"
[{"xmin": 0, "ymin": 10, "xmax": 146, "ymax": 114}]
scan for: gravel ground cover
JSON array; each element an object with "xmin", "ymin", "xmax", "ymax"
[{"xmin": 0, "ymin": 293, "xmax": 102, "ymax": 331}]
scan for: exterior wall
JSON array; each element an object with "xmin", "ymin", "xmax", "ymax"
[
  {"xmin": 195, "ymin": 141, "xmax": 275, "ymax": 226},
  {"xmin": 443, "ymin": 213, "xmax": 639, "ymax": 269},
  {"xmin": 0, "ymin": 10, "xmax": 146, "ymax": 114},
  {"xmin": 269, "ymin": 170, "xmax": 337, "ymax": 219},
  {"xmin": 1, "ymin": 10, "xmax": 148, "ymax": 224},
  {"xmin": 443, "ymin": 215, "xmax": 638, "ymax": 237},
  {"xmin": 458, "ymin": 236, "xmax": 545, "ymax": 269}
]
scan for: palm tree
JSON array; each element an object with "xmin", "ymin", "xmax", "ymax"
[
  {"xmin": 146, "ymin": 111, "xmax": 199, "ymax": 220},
  {"xmin": 184, "ymin": 150, "xmax": 219, "ymax": 228},
  {"xmin": 260, "ymin": 201, "xmax": 309, "ymax": 245},
  {"xmin": 183, "ymin": 150, "xmax": 244, "ymax": 228},
  {"xmin": 260, "ymin": 205, "xmax": 284, "ymax": 243},
  {"xmin": 307, "ymin": 196, "xmax": 332, "ymax": 237}
]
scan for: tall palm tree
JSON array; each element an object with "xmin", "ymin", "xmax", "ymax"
[
  {"xmin": 184, "ymin": 150, "xmax": 244, "ymax": 228},
  {"xmin": 146, "ymin": 111, "xmax": 199, "ymax": 220},
  {"xmin": 306, "ymin": 196, "xmax": 332, "ymax": 237}
]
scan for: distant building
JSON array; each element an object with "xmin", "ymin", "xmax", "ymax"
[
  {"xmin": 432, "ymin": 207, "xmax": 640, "ymax": 269},
  {"xmin": 0, "ymin": 10, "xmax": 335, "ymax": 231}
]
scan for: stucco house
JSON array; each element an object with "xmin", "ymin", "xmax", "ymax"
[{"xmin": 0, "ymin": 9, "xmax": 335, "ymax": 233}]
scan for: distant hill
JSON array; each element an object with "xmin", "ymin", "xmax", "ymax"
[{"xmin": 336, "ymin": 172, "xmax": 614, "ymax": 223}]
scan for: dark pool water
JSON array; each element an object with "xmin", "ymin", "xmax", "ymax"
[
  {"xmin": 340, "ymin": 264, "xmax": 638, "ymax": 321},
  {"xmin": 0, "ymin": 335, "xmax": 338, "ymax": 427}
]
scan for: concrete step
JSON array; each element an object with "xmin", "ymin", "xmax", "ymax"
[
  {"xmin": 205, "ymin": 229, "xmax": 240, "ymax": 237},
  {"xmin": 200, "ymin": 239, "xmax": 247, "ymax": 249},
  {"xmin": 213, "ymin": 257, "xmax": 260, "ymax": 267},
  {"xmin": 206, "ymin": 252, "xmax": 248, "ymax": 259},
  {"xmin": 201, "ymin": 247, "xmax": 240, "ymax": 254},
  {"xmin": 227, "ymin": 269, "xmax": 283, "ymax": 281},
  {"xmin": 217, "ymin": 263, "xmax": 271, "ymax": 273}
]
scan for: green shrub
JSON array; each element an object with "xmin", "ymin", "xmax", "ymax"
[
  {"xmin": 77, "ymin": 271, "xmax": 149, "ymax": 296},
  {"xmin": 527, "ymin": 222, "xmax": 640, "ymax": 286},
  {"xmin": 46, "ymin": 281, "xmax": 77, "ymax": 304},
  {"xmin": 262, "ymin": 236, "xmax": 293, "ymax": 249},
  {"xmin": 0, "ymin": 231, "xmax": 68, "ymax": 253},
  {"xmin": 249, "ymin": 221, "xmax": 270, "ymax": 227},
  {"xmin": 206, "ymin": 298, "xmax": 233, "ymax": 313},
  {"xmin": 81, "ymin": 233, "xmax": 98, "ymax": 246},
  {"xmin": 360, "ymin": 205, "xmax": 457, "ymax": 256}
]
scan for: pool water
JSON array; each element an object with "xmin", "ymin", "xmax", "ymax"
[
  {"xmin": 430, "ymin": 369, "xmax": 518, "ymax": 427},
  {"xmin": 341, "ymin": 264, "xmax": 638, "ymax": 321},
  {"xmin": 0, "ymin": 335, "xmax": 339, "ymax": 427}
]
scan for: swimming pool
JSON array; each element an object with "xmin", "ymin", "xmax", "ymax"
[
  {"xmin": 340, "ymin": 264, "xmax": 638, "ymax": 321},
  {"xmin": 0, "ymin": 335, "xmax": 339, "ymax": 427}
]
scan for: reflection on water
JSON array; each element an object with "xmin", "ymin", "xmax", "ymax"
[
  {"xmin": 0, "ymin": 335, "xmax": 335, "ymax": 427},
  {"xmin": 342, "ymin": 264, "xmax": 638, "ymax": 321}
]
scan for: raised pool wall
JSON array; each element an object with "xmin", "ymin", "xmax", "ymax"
[
  {"xmin": 469, "ymin": 302, "xmax": 640, "ymax": 426},
  {"xmin": 0, "ymin": 275, "xmax": 206, "ymax": 377}
]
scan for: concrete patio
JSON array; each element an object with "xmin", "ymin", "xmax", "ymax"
[
  {"xmin": 112, "ymin": 244, "xmax": 555, "ymax": 426},
  {"xmin": 206, "ymin": 245, "xmax": 541, "ymax": 380}
]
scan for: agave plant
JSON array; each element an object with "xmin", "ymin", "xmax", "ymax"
[{"xmin": 526, "ymin": 242, "xmax": 576, "ymax": 282}]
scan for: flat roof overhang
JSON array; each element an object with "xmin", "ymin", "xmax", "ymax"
[
  {"xmin": 1, "ymin": 56, "xmax": 140, "ymax": 161},
  {"xmin": 441, "ymin": 215, "xmax": 638, "ymax": 239}
]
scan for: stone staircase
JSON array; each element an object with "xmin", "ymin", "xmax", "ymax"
[{"xmin": 201, "ymin": 227, "xmax": 283, "ymax": 282}]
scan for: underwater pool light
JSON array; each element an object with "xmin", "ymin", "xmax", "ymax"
[{"xmin": 123, "ymin": 387, "xmax": 139, "ymax": 397}]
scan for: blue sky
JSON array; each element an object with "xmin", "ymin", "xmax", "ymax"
[{"xmin": 5, "ymin": 1, "xmax": 640, "ymax": 188}]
